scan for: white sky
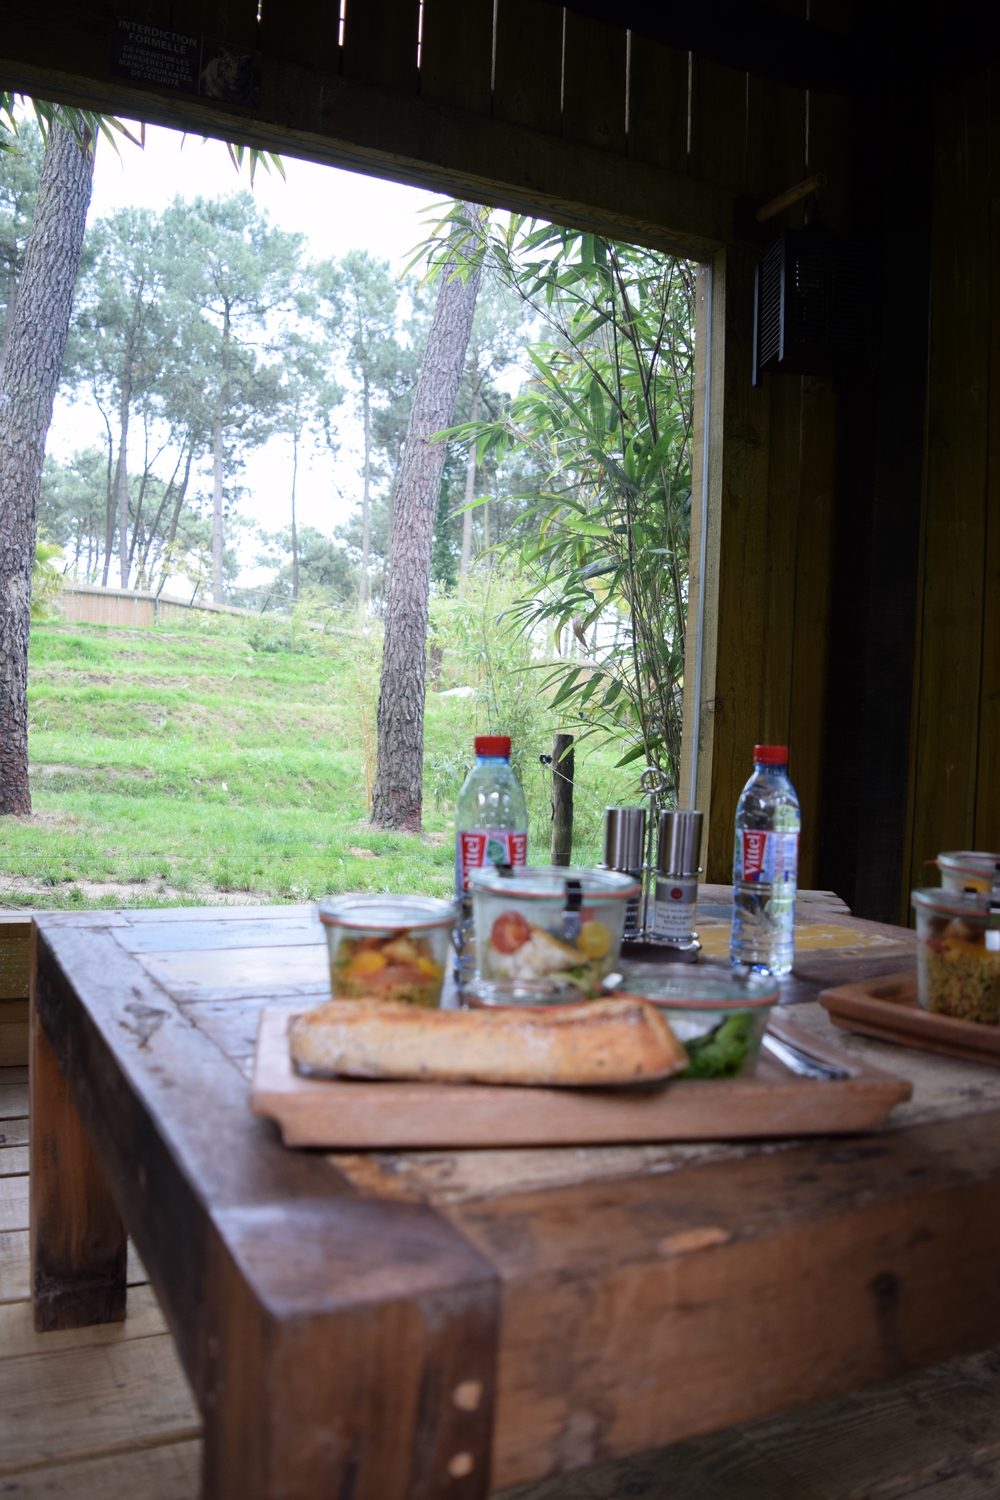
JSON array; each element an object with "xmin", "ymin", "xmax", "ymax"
[{"xmin": 46, "ymin": 122, "xmax": 450, "ymax": 587}]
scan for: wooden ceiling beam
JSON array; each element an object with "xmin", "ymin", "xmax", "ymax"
[{"xmin": 0, "ymin": 8, "xmax": 733, "ymax": 259}]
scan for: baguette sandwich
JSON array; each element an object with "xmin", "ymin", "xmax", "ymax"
[{"xmin": 289, "ymin": 995, "xmax": 687, "ymax": 1087}]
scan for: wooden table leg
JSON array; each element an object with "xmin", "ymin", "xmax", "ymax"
[
  {"xmin": 199, "ymin": 1203, "xmax": 498, "ymax": 1499},
  {"xmin": 30, "ymin": 997, "xmax": 127, "ymax": 1332}
]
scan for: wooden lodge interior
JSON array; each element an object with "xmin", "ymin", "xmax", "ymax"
[
  {"xmin": 4, "ymin": 0, "xmax": 999, "ymax": 926},
  {"xmin": 2, "ymin": 1, "xmax": 1000, "ymax": 1496}
]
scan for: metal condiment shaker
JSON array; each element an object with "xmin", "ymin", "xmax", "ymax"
[
  {"xmin": 602, "ymin": 806, "xmax": 647, "ymax": 937},
  {"xmin": 652, "ymin": 809, "xmax": 703, "ymax": 953},
  {"xmin": 657, "ymin": 809, "xmax": 703, "ymax": 877}
]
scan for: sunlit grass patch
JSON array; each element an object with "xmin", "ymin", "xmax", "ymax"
[{"xmin": 1, "ymin": 616, "xmax": 640, "ymax": 909}]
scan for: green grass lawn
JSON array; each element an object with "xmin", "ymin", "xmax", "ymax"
[{"xmin": 0, "ymin": 614, "xmax": 637, "ymax": 909}]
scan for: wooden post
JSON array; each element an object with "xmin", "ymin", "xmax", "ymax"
[
  {"xmin": 550, "ymin": 733, "xmax": 575, "ymax": 866},
  {"xmin": 30, "ymin": 998, "xmax": 127, "ymax": 1331}
]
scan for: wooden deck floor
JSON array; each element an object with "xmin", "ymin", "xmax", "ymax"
[{"xmin": 3, "ymin": 1058, "xmax": 1000, "ymax": 1498}]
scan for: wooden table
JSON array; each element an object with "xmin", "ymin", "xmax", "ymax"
[{"xmin": 28, "ymin": 904, "xmax": 1000, "ymax": 1500}]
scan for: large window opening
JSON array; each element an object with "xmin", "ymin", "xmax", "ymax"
[{"xmin": 2, "ymin": 111, "xmax": 701, "ymax": 908}]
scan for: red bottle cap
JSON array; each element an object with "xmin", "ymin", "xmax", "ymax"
[
  {"xmin": 754, "ymin": 744, "xmax": 788, "ymax": 765},
  {"xmin": 475, "ymin": 735, "xmax": 511, "ymax": 757}
]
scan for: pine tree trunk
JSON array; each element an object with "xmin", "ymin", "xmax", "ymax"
[
  {"xmin": 116, "ymin": 390, "xmax": 131, "ymax": 587},
  {"xmin": 290, "ymin": 431, "xmax": 299, "ymax": 601},
  {"xmin": 371, "ymin": 214, "xmax": 483, "ymax": 830},
  {"xmin": 139, "ymin": 444, "xmax": 185, "ymax": 580},
  {"xmin": 101, "ymin": 412, "xmax": 115, "ymax": 584},
  {"xmin": 0, "ymin": 124, "xmax": 93, "ymax": 815},
  {"xmin": 213, "ymin": 318, "xmax": 231, "ymax": 605},
  {"xmin": 360, "ymin": 373, "xmax": 371, "ymax": 609},
  {"xmin": 0, "ymin": 266, "xmax": 18, "ymax": 375},
  {"xmin": 459, "ymin": 377, "xmax": 479, "ymax": 577},
  {"xmin": 212, "ymin": 392, "xmax": 226, "ymax": 604}
]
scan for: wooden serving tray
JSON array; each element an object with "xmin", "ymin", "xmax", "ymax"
[
  {"xmin": 251, "ymin": 1006, "xmax": 911, "ymax": 1149},
  {"xmin": 821, "ymin": 970, "xmax": 1000, "ymax": 1067}
]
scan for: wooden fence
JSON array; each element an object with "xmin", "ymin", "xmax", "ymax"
[{"xmin": 57, "ymin": 584, "xmax": 255, "ymax": 629}]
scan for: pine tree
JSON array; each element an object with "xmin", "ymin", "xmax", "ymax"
[
  {"xmin": 0, "ymin": 122, "xmax": 93, "ymax": 814},
  {"xmin": 371, "ymin": 205, "xmax": 484, "ymax": 830}
]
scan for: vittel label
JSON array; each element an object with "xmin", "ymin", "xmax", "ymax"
[
  {"xmin": 739, "ymin": 830, "xmax": 798, "ymax": 884},
  {"xmin": 456, "ymin": 830, "xmax": 527, "ymax": 891},
  {"xmin": 653, "ymin": 874, "xmax": 698, "ymax": 939}
]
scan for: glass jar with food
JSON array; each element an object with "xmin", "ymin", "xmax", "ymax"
[
  {"xmin": 318, "ymin": 895, "xmax": 457, "ymax": 1008},
  {"xmin": 468, "ymin": 866, "xmax": 640, "ymax": 1000},
  {"xmin": 613, "ymin": 965, "xmax": 780, "ymax": 1077},
  {"xmin": 912, "ymin": 888, "xmax": 1000, "ymax": 1025},
  {"xmin": 934, "ymin": 851, "xmax": 1000, "ymax": 894}
]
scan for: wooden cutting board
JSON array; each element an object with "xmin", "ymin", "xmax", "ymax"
[
  {"xmin": 250, "ymin": 1006, "xmax": 911, "ymax": 1149},
  {"xmin": 821, "ymin": 970, "xmax": 1000, "ymax": 1067}
]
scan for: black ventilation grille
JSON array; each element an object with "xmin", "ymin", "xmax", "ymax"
[{"xmin": 752, "ymin": 222, "xmax": 865, "ymax": 385}]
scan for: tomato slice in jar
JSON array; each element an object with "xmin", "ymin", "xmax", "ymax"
[{"xmin": 491, "ymin": 910, "xmax": 532, "ymax": 953}]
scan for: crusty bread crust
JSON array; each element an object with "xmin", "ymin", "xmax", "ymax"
[{"xmin": 288, "ymin": 996, "xmax": 688, "ymax": 1086}]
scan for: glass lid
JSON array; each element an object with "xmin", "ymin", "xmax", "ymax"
[
  {"xmin": 616, "ymin": 963, "xmax": 780, "ymax": 1008},
  {"xmin": 467, "ymin": 865, "xmax": 641, "ymax": 899},
  {"xmin": 317, "ymin": 894, "xmax": 456, "ymax": 929},
  {"xmin": 912, "ymin": 888, "xmax": 1000, "ymax": 919},
  {"xmin": 936, "ymin": 851, "xmax": 1000, "ymax": 879}
]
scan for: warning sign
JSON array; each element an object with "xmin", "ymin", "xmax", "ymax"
[{"xmin": 112, "ymin": 16, "xmax": 202, "ymax": 94}]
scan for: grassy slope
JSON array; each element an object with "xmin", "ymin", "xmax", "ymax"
[{"xmin": 0, "ymin": 616, "xmax": 635, "ymax": 909}]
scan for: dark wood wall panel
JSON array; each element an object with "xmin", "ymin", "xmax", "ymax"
[
  {"xmin": 807, "ymin": 91, "xmax": 849, "ymax": 228},
  {"xmin": 174, "ymin": 0, "xmax": 259, "ymax": 48},
  {"xmin": 785, "ymin": 84, "xmax": 845, "ymax": 889},
  {"xmin": 749, "ymin": 83, "xmax": 806, "ymax": 204},
  {"xmin": 493, "ymin": 0, "xmax": 563, "ymax": 134},
  {"xmin": 626, "ymin": 38, "xmax": 689, "ymax": 175},
  {"xmin": 561, "ymin": 11, "xmax": 627, "ymax": 154},
  {"xmin": 688, "ymin": 60, "xmax": 747, "ymax": 193},
  {"xmin": 341, "ymin": 0, "xmax": 420, "ymax": 93},
  {"xmin": 759, "ymin": 375, "xmax": 801, "ymax": 755},
  {"xmin": 756, "ymin": 72, "xmax": 807, "ymax": 769},
  {"xmin": 706, "ymin": 247, "xmax": 773, "ymax": 882},
  {"xmin": 116, "ymin": 0, "xmax": 172, "ymax": 22},
  {"xmin": 788, "ymin": 377, "xmax": 838, "ymax": 889},
  {"xmin": 906, "ymin": 73, "xmax": 995, "ymax": 895},
  {"xmin": 703, "ymin": 59, "xmax": 844, "ymax": 887},
  {"xmin": 258, "ymin": 0, "xmax": 338, "ymax": 72},
  {"xmin": 976, "ymin": 73, "xmax": 1000, "ymax": 854},
  {"xmin": 419, "ymin": 0, "xmax": 493, "ymax": 115}
]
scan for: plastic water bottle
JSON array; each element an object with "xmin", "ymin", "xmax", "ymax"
[
  {"xmin": 454, "ymin": 735, "xmax": 528, "ymax": 984},
  {"xmin": 730, "ymin": 745, "xmax": 800, "ymax": 975}
]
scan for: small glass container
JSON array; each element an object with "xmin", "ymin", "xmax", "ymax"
[
  {"xmin": 912, "ymin": 887, "xmax": 1000, "ymax": 1025},
  {"xmin": 935, "ymin": 851, "xmax": 1000, "ymax": 894},
  {"xmin": 463, "ymin": 977, "xmax": 586, "ymax": 1008},
  {"xmin": 614, "ymin": 964, "xmax": 779, "ymax": 1078},
  {"xmin": 468, "ymin": 865, "xmax": 640, "ymax": 999},
  {"xmin": 318, "ymin": 894, "xmax": 457, "ymax": 1008}
]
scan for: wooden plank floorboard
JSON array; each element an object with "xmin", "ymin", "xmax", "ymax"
[
  {"xmin": 0, "ymin": 1172, "xmax": 28, "ymax": 1231},
  {"xmin": 0, "ymin": 1117, "xmax": 28, "ymax": 1146},
  {"xmin": 0, "ymin": 1283, "xmax": 168, "ymax": 1359},
  {"xmin": 0, "ymin": 1334, "xmax": 201, "ymax": 1476},
  {"xmin": 0, "ymin": 1230, "xmax": 30, "ymax": 1302},
  {"xmin": 0, "ymin": 1436, "xmax": 202, "ymax": 1497},
  {"xmin": 0, "ymin": 1080, "xmax": 28, "ymax": 1118}
]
